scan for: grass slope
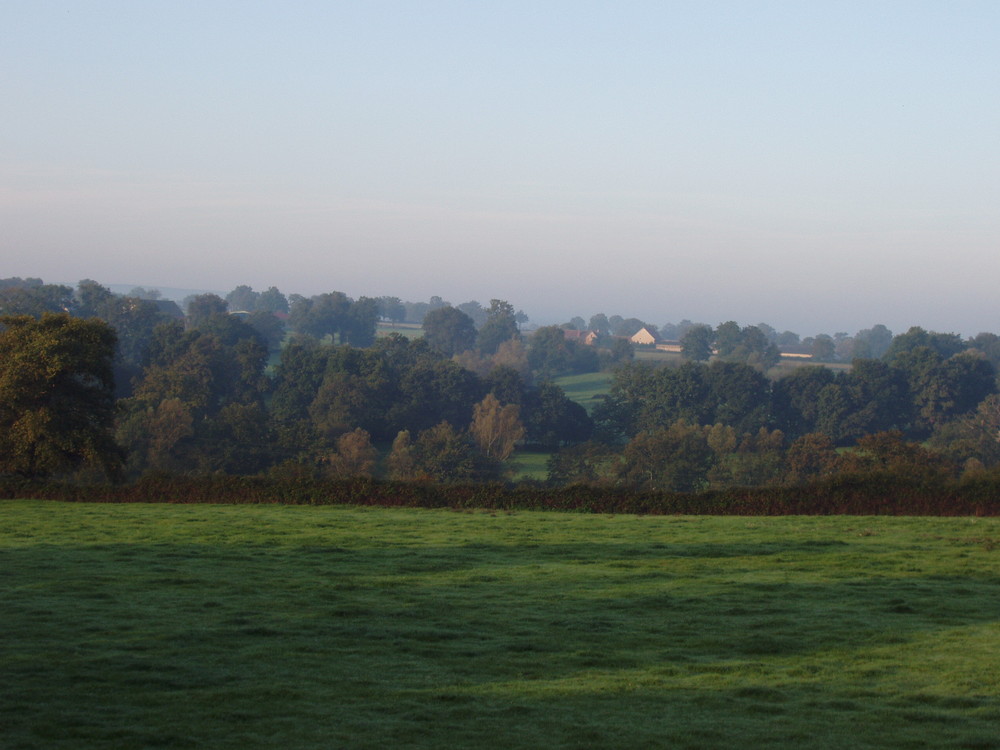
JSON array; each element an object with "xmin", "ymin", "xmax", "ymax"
[
  {"xmin": 2, "ymin": 501, "xmax": 999, "ymax": 749},
  {"xmin": 375, "ymin": 322, "xmax": 424, "ymax": 340},
  {"xmin": 552, "ymin": 371, "xmax": 613, "ymax": 414},
  {"xmin": 507, "ymin": 450, "xmax": 550, "ymax": 481}
]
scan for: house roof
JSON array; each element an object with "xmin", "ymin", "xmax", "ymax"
[{"xmin": 629, "ymin": 327, "xmax": 660, "ymax": 343}]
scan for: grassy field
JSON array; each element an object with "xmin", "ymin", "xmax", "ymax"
[
  {"xmin": 508, "ymin": 372, "xmax": 614, "ymax": 480},
  {"xmin": 633, "ymin": 348, "xmax": 686, "ymax": 366},
  {"xmin": 552, "ymin": 371, "xmax": 614, "ymax": 413},
  {"xmin": 375, "ymin": 322, "xmax": 424, "ymax": 340},
  {"xmin": 2, "ymin": 501, "xmax": 999, "ymax": 749},
  {"xmin": 507, "ymin": 450, "xmax": 550, "ymax": 481}
]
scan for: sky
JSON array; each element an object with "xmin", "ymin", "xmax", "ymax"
[{"xmin": 3, "ymin": 1, "xmax": 1000, "ymax": 337}]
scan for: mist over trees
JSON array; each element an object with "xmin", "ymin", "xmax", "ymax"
[
  {"xmin": 422, "ymin": 306, "xmax": 478, "ymax": 357},
  {"xmin": 3, "ymin": 275, "xmax": 1000, "ymax": 494},
  {"xmin": 0, "ymin": 278, "xmax": 595, "ymax": 481}
]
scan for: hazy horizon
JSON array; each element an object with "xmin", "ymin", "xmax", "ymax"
[
  {"xmin": 18, "ymin": 276, "xmax": 966, "ymax": 341},
  {"xmin": 4, "ymin": 2, "xmax": 999, "ymax": 337}
]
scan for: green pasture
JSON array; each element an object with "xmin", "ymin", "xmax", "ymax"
[
  {"xmin": 633, "ymin": 348, "xmax": 685, "ymax": 366},
  {"xmin": 2, "ymin": 501, "xmax": 999, "ymax": 749},
  {"xmin": 375, "ymin": 322, "xmax": 424, "ymax": 340},
  {"xmin": 551, "ymin": 371, "xmax": 613, "ymax": 413},
  {"xmin": 508, "ymin": 450, "xmax": 551, "ymax": 481}
]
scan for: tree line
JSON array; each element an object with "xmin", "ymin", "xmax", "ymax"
[
  {"xmin": 545, "ymin": 335, "xmax": 1000, "ymax": 490},
  {"xmin": 0, "ymin": 278, "xmax": 592, "ymax": 483},
  {"xmin": 4, "ymin": 276, "xmax": 1000, "ymax": 498}
]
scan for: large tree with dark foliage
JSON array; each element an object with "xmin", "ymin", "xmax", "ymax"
[
  {"xmin": 522, "ymin": 381, "xmax": 593, "ymax": 449},
  {"xmin": 527, "ymin": 326, "xmax": 576, "ymax": 379},
  {"xmin": 117, "ymin": 316, "xmax": 271, "ymax": 475},
  {"xmin": 422, "ymin": 306, "xmax": 478, "ymax": 356},
  {"xmin": 618, "ymin": 421, "xmax": 715, "ymax": 492},
  {"xmin": 680, "ymin": 324, "xmax": 714, "ymax": 362},
  {"xmin": 71, "ymin": 280, "xmax": 183, "ymax": 397},
  {"xmin": 771, "ymin": 366, "xmax": 836, "ymax": 438},
  {"xmin": 185, "ymin": 293, "xmax": 229, "ymax": 327},
  {"xmin": 477, "ymin": 299, "xmax": 520, "ymax": 355},
  {"xmin": 0, "ymin": 314, "xmax": 122, "ymax": 479},
  {"xmin": 225, "ymin": 285, "xmax": 260, "ymax": 312},
  {"xmin": 410, "ymin": 421, "xmax": 502, "ymax": 483},
  {"xmin": 0, "ymin": 281, "xmax": 75, "ymax": 318},
  {"xmin": 287, "ymin": 292, "xmax": 377, "ymax": 346}
]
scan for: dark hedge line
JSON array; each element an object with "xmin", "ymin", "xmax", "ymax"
[{"xmin": 1, "ymin": 472, "xmax": 999, "ymax": 515}]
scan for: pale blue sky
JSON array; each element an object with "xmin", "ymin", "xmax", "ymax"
[{"xmin": 3, "ymin": 1, "xmax": 999, "ymax": 335}]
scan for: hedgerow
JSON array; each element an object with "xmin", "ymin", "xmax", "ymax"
[{"xmin": 1, "ymin": 471, "xmax": 998, "ymax": 515}]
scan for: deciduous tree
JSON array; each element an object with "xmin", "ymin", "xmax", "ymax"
[
  {"xmin": 680, "ymin": 324, "xmax": 714, "ymax": 362},
  {"xmin": 326, "ymin": 428, "xmax": 378, "ymax": 478},
  {"xmin": 477, "ymin": 299, "xmax": 520, "ymax": 355},
  {"xmin": 618, "ymin": 421, "xmax": 714, "ymax": 492},
  {"xmin": 852, "ymin": 324, "xmax": 893, "ymax": 359},
  {"xmin": 527, "ymin": 326, "xmax": 575, "ymax": 379},
  {"xmin": 378, "ymin": 296, "xmax": 406, "ymax": 325},
  {"xmin": 225, "ymin": 285, "xmax": 260, "ymax": 312},
  {"xmin": 714, "ymin": 321, "xmax": 742, "ymax": 358},
  {"xmin": 412, "ymin": 422, "xmax": 501, "ymax": 482},
  {"xmin": 469, "ymin": 393, "xmax": 524, "ymax": 461},
  {"xmin": 288, "ymin": 292, "xmax": 351, "ymax": 341},
  {"xmin": 257, "ymin": 286, "xmax": 289, "ymax": 314},
  {"xmin": 0, "ymin": 282, "xmax": 75, "ymax": 317},
  {"xmin": 589, "ymin": 313, "xmax": 610, "ymax": 338},
  {"xmin": 0, "ymin": 314, "xmax": 122, "ymax": 478},
  {"xmin": 386, "ymin": 430, "xmax": 417, "ymax": 480},
  {"xmin": 185, "ymin": 293, "xmax": 229, "ymax": 327},
  {"xmin": 521, "ymin": 381, "xmax": 591, "ymax": 448},
  {"xmin": 783, "ymin": 432, "xmax": 839, "ymax": 484},
  {"xmin": 422, "ymin": 306, "xmax": 477, "ymax": 356}
]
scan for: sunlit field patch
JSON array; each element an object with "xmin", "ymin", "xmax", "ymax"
[
  {"xmin": 2, "ymin": 501, "xmax": 999, "ymax": 749},
  {"xmin": 551, "ymin": 371, "xmax": 613, "ymax": 413}
]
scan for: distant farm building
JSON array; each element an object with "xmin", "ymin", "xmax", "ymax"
[
  {"xmin": 655, "ymin": 340, "xmax": 683, "ymax": 353},
  {"xmin": 629, "ymin": 327, "xmax": 660, "ymax": 346},
  {"xmin": 779, "ymin": 347, "xmax": 814, "ymax": 359},
  {"xmin": 563, "ymin": 329, "xmax": 600, "ymax": 346}
]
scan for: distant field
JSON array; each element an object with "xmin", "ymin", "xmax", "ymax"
[
  {"xmin": 634, "ymin": 348, "xmax": 685, "ymax": 366},
  {"xmin": 770, "ymin": 358, "xmax": 853, "ymax": 376},
  {"xmin": 3, "ymin": 501, "xmax": 999, "ymax": 749},
  {"xmin": 552, "ymin": 371, "xmax": 613, "ymax": 413},
  {"xmin": 634, "ymin": 348, "xmax": 854, "ymax": 375},
  {"xmin": 376, "ymin": 322, "xmax": 424, "ymax": 339},
  {"xmin": 508, "ymin": 450, "xmax": 550, "ymax": 481}
]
